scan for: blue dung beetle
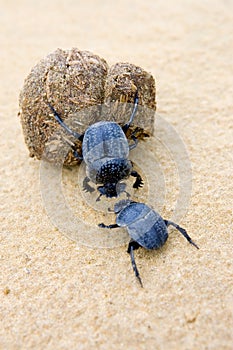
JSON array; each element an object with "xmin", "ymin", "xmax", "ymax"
[
  {"xmin": 48, "ymin": 92, "xmax": 143, "ymax": 200},
  {"xmin": 99, "ymin": 199, "xmax": 199, "ymax": 287}
]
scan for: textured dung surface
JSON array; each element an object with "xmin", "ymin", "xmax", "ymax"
[
  {"xmin": 104, "ymin": 62, "xmax": 156, "ymax": 137},
  {"xmin": 1, "ymin": 1, "xmax": 233, "ymax": 350},
  {"xmin": 19, "ymin": 50, "xmax": 156, "ymax": 165},
  {"xmin": 19, "ymin": 48, "xmax": 108, "ymax": 165}
]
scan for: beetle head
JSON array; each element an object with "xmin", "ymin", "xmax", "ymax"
[
  {"xmin": 97, "ymin": 183, "xmax": 118, "ymax": 198},
  {"xmin": 97, "ymin": 182, "xmax": 128, "ymax": 199},
  {"xmin": 114, "ymin": 199, "xmax": 133, "ymax": 213}
]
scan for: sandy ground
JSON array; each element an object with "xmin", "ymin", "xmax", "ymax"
[{"xmin": 1, "ymin": 0, "xmax": 233, "ymax": 349}]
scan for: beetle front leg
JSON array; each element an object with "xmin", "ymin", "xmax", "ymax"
[
  {"xmin": 131, "ymin": 170, "xmax": 143, "ymax": 189},
  {"xmin": 83, "ymin": 177, "xmax": 95, "ymax": 193}
]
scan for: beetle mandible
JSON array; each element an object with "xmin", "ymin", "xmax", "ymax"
[
  {"xmin": 48, "ymin": 92, "xmax": 143, "ymax": 200},
  {"xmin": 99, "ymin": 199, "xmax": 199, "ymax": 287}
]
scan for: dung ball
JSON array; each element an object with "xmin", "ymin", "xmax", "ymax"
[
  {"xmin": 19, "ymin": 49, "xmax": 156, "ymax": 165},
  {"xmin": 19, "ymin": 48, "xmax": 108, "ymax": 165}
]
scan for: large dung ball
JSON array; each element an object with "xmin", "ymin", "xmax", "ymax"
[
  {"xmin": 19, "ymin": 49, "xmax": 156, "ymax": 165},
  {"xmin": 19, "ymin": 48, "xmax": 108, "ymax": 165}
]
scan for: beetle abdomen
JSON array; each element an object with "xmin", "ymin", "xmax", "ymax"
[
  {"xmin": 83, "ymin": 121, "xmax": 129, "ymax": 164},
  {"xmin": 131, "ymin": 221, "xmax": 168, "ymax": 249},
  {"xmin": 117, "ymin": 202, "xmax": 168, "ymax": 249}
]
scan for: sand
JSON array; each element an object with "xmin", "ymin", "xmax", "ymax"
[{"xmin": 1, "ymin": 1, "xmax": 232, "ymax": 349}]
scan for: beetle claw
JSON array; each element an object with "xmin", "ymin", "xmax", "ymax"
[
  {"xmin": 133, "ymin": 179, "xmax": 144, "ymax": 189},
  {"xmin": 83, "ymin": 177, "xmax": 95, "ymax": 193}
]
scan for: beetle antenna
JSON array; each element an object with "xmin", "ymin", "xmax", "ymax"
[
  {"xmin": 48, "ymin": 103, "xmax": 83, "ymax": 141},
  {"xmin": 129, "ymin": 244, "xmax": 143, "ymax": 288}
]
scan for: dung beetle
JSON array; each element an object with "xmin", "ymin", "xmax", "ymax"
[
  {"xmin": 48, "ymin": 92, "xmax": 143, "ymax": 199},
  {"xmin": 99, "ymin": 199, "xmax": 199, "ymax": 287}
]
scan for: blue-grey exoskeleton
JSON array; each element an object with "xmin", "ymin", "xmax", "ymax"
[
  {"xmin": 48, "ymin": 92, "xmax": 143, "ymax": 199},
  {"xmin": 99, "ymin": 200, "xmax": 199, "ymax": 287}
]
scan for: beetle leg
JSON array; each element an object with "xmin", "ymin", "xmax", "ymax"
[
  {"xmin": 83, "ymin": 177, "xmax": 95, "ymax": 193},
  {"xmin": 98, "ymin": 223, "xmax": 120, "ymax": 229},
  {"xmin": 116, "ymin": 182, "xmax": 128, "ymax": 197},
  {"xmin": 127, "ymin": 240, "xmax": 143, "ymax": 288},
  {"xmin": 129, "ymin": 135, "xmax": 139, "ymax": 150},
  {"xmin": 96, "ymin": 193, "xmax": 103, "ymax": 202},
  {"xmin": 131, "ymin": 170, "xmax": 143, "ymax": 189},
  {"xmin": 164, "ymin": 220, "xmax": 199, "ymax": 249},
  {"xmin": 122, "ymin": 90, "xmax": 139, "ymax": 133},
  {"xmin": 125, "ymin": 190, "xmax": 131, "ymax": 199},
  {"xmin": 48, "ymin": 103, "xmax": 84, "ymax": 141},
  {"xmin": 61, "ymin": 137, "xmax": 83, "ymax": 160},
  {"xmin": 70, "ymin": 145, "xmax": 83, "ymax": 160}
]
